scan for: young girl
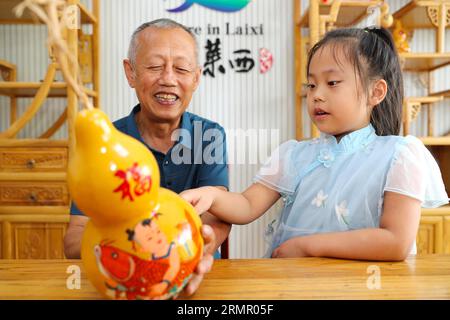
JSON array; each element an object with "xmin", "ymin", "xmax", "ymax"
[{"xmin": 181, "ymin": 27, "xmax": 449, "ymax": 261}]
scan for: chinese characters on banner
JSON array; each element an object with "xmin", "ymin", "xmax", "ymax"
[{"xmin": 202, "ymin": 38, "xmax": 273, "ymax": 78}]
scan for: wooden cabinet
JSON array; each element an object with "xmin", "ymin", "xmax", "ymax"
[
  {"xmin": 0, "ymin": 215, "xmax": 68, "ymax": 259},
  {"xmin": 0, "ymin": 147, "xmax": 68, "ymax": 172},
  {"xmin": 0, "ymin": 0, "xmax": 100, "ymax": 259},
  {"xmin": 0, "ymin": 140, "xmax": 70, "ymax": 259},
  {"xmin": 0, "ymin": 182, "xmax": 69, "ymax": 206},
  {"xmin": 417, "ymin": 144, "xmax": 450, "ymax": 253},
  {"xmin": 417, "ymin": 214, "xmax": 444, "ymax": 253},
  {"xmin": 417, "ymin": 207, "xmax": 450, "ymax": 254}
]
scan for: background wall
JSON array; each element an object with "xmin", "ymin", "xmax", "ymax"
[{"xmin": 1, "ymin": 0, "xmax": 449, "ymax": 258}]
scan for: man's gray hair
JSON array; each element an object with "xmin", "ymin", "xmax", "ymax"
[{"xmin": 127, "ymin": 18, "xmax": 199, "ymax": 66}]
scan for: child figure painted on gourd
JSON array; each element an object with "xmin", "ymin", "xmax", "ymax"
[
  {"xmin": 125, "ymin": 208, "xmax": 201, "ymax": 298},
  {"xmin": 126, "ymin": 213, "xmax": 180, "ymax": 297},
  {"xmin": 93, "ymin": 205, "xmax": 201, "ymax": 300}
]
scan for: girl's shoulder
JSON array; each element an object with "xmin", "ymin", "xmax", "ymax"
[
  {"xmin": 377, "ymin": 134, "xmax": 423, "ymax": 144},
  {"xmin": 374, "ymin": 134, "xmax": 428, "ymax": 154},
  {"xmin": 381, "ymin": 135, "xmax": 449, "ymax": 208}
]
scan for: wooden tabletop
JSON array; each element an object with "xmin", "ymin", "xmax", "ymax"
[{"xmin": 1, "ymin": 255, "xmax": 449, "ymax": 300}]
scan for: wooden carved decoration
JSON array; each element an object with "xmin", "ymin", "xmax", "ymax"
[
  {"xmin": 409, "ymin": 102, "xmax": 422, "ymax": 122},
  {"xmin": 427, "ymin": 5, "xmax": 450, "ymax": 27}
]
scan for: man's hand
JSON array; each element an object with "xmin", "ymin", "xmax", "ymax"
[
  {"xmin": 179, "ymin": 224, "xmax": 216, "ymax": 297},
  {"xmin": 149, "ymin": 282, "xmax": 169, "ymax": 297},
  {"xmin": 64, "ymin": 215, "xmax": 88, "ymax": 259}
]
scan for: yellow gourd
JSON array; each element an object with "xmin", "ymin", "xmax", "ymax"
[
  {"xmin": 69, "ymin": 109, "xmax": 160, "ymax": 226},
  {"xmin": 68, "ymin": 109, "xmax": 203, "ymax": 300}
]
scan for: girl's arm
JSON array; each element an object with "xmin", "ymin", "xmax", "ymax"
[
  {"xmin": 273, "ymin": 191, "xmax": 421, "ymax": 261},
  {"xmin": 181, "ymin": 183, "xmax": 281, "ymax": 225},
  {"xmin": 200, "ymin": 187, "xmax": 232, "ymax": 253}
]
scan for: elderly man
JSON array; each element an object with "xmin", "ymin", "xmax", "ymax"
[{"xmin": 64, "ymin": 18, "xmax": 231, "ymax": 295}]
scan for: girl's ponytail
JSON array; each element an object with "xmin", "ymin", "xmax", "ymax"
[{"xmin": 363, "ymin": 27, "xmax": 403, "ymax": 136}]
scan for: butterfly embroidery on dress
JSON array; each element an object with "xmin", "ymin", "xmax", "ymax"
[
  {"xmin": 312, "ymin": 190, "xmax": 328, "ymax": 208},
  {"xmin": 335, "ymin": 200, "xmax": 350, "ymax": 226}
]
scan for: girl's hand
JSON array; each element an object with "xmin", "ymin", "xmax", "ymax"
[
  {"xmin": 271, "ymin": 237, "xmax": 311, "ymax": 258},
  {"xmin": 181, "ymin": 187, "xmax": 216, "ymax": 215}
]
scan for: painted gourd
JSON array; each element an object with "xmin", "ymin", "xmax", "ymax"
[{"xmin": 68, "ymin": 109, "xmax": 203, "ymax": 300}]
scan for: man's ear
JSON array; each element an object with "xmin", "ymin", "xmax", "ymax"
[
  {"xmin": 369, "ymin": 79, "xmax": 387, "ymax": 107},
  {"xmin": 192, "ymin": 66, "xmax": 202, "ymax": 91},
  {"xmin": 123, "ymin": 59, "xmax": 136, "ymax": 88}
]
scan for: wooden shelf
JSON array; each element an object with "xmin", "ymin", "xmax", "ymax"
[
  {"xmin": 0, "ymin": 0, "xmax": 97, "ymax": 24},
  {"xmin": 0, "ymin": 0, "xmax": 99, "ymax": 261},
  {"xmin": 420, "ymin": 136, "xmax": 450, "ymax": 145},
  {"xmin": 0, "ymin": 139, "xmax": 68, "ymax": 147},
  {"xmin": 393, "ymin": 0, "xmax": 450, "ymax": 29},
  {"xmin": 399, "ymin": 52, "xmax": 450, "ymax": 71},
  {"xmin": 298, "ymin": 1, "xmax": 381, "ymax": 27},
  {"xmin": 403, "ymin": 96, "xmax": 446, "ymax": 137},
  {"xmin": 0, "ymin": 81, "xmax": 97, "ymax": 98},
  {"xmin": 0, "ymin": 59, "xmax": 16, "ymax": 71},
  {"xmin": 405, "ymin": 95, "xmax": 444, "ymax": 104},
  {"xmin": 0, "ymin": 172, "xmax": 67, "ymax": 181},
  {"xmin": 422, "ymin": 204, "xmax": 450, "ymax": 215},
  {"xmin": 0, "ymin": 206, "xmax": 69, "ymax": 215},
  {"xmin": 430, "ymin": 89, "xmax": 450, "ymax": 98},
  {"xmin": 78, "ymin": 2, "xmax": 98, "ymax": 24}
]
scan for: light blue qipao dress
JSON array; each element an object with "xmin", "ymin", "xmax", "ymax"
[{"xmin": 254, "ymin": 124, "xmax": 449, "ymax": 257}]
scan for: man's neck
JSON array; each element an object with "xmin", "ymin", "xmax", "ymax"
[{"xmin": 135, "ymin": 111, "xmax": 182, "ymax": 155}]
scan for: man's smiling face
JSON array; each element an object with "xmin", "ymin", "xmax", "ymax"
[{"xmin": 125, "ymin": 27, "xmax": 201, "ymax": 124}]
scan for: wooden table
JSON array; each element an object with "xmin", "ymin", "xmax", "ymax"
[{"xmin": 1, "ymin": 255, "xmax": 449, "ymax": 299}]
